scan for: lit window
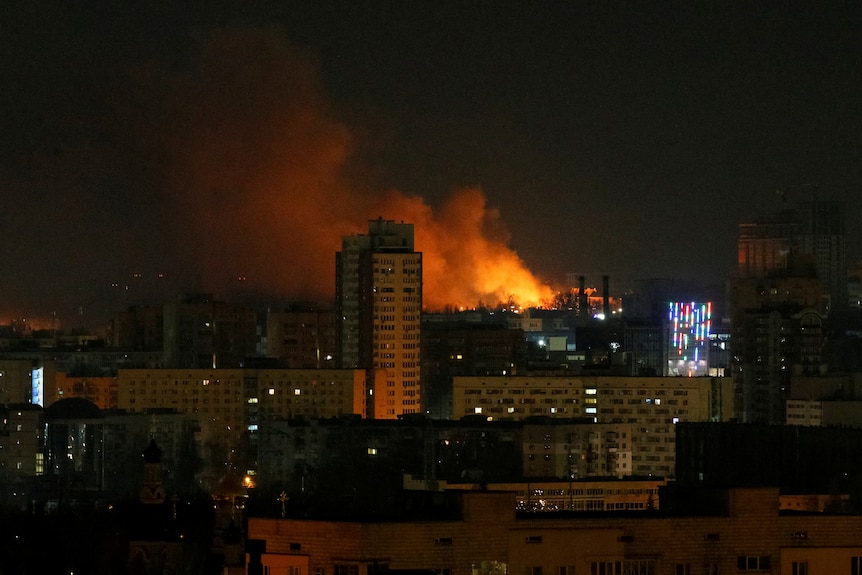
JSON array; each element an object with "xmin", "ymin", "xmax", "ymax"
[
  {"xmin": 268, "ymin": 388, "xmax": 275, "ymax": 395},
  {"xmin": 294, "ymin": 389, "xmax": 301, "ymax": 396},
  {"xmin": 247, "ymin": 398, "xmax": 258, "ymax": 404},
  {"xmin": 474, "ymin": 407, "xmax": 483, "ymax": 414},
  {"xmin": 585, "ymin": 388, "xmax": 597, "ymax": 395},
  {"xmin": 585, "ymin": 407, "xmax": 597, "ymax": 414}
]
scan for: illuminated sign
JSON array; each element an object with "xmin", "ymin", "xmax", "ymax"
[{"xmin": 31, "ymin": 367, "xmax": 44, "ymax": 406}]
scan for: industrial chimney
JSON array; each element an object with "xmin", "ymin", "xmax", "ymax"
[
  {"xmin": 602, "ymin": 275, "xmax": 610, "ymax": 318},
  {"xmin": 578, "ymin": 276, "xmax": 587, "ymax": 318}
]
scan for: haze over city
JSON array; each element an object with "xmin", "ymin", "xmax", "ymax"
[{"xmin": 2, "ymin": 2, "xmax": 860, "ymax": 327}]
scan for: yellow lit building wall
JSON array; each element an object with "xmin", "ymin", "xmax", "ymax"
[
  {"xmin": 453, "ymin": 375, "xmax": 734, "ymax": 478},
  {"xmin": 117, "ymin": 368, "xmax": 366, "ymax": 455},
  {"xmin": 252, "ymin": 369, "xmax": 366, "ymax": 420},
  {"xmin": 52, "ymin": 374, "xmax": 118, "ymax": 409},
  {"xmin": 370, "ymin": 252, "xmax": 422, "ymax": 419}
]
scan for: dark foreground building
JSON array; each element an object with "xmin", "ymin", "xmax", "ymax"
[
  {"xmin": 675, "ymin": 422, "xmax": 862, "ymax": 498},
  {"xmin": 247, "ymin": 487, "xmax": 862, "ymax": 575}
]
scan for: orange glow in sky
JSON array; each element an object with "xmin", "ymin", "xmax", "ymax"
[{"xmin": 107, "ymin": 30, "xmax": 557, "ymax": 312}]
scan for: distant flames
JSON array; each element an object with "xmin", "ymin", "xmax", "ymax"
[
  {"xmin": 0, "ymin": 28, "xmax": 553, "ymax": 323},
  {"xmin": 129, "ymin": 29, "xmax": 560, "ymax": 312},
  {"xmin": 366, "ymin": 187, "xmax": 555, "ymax": 311},
  {"xmin": 0, "ymin": 26, "xmax": 562, "ymax": 328}
]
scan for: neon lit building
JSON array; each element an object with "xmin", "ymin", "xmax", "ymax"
[{"xmin": 666, "ymin": 302, "xmax": 712, "ymax": 377}]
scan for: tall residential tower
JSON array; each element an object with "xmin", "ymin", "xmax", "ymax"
[
  {"xmin": 737, "ymin": 195, "xmax": 846, "ymax": 311},
  {"xmin": 336, "ymin": 218, "xmax": 422, "ymax": 419}
]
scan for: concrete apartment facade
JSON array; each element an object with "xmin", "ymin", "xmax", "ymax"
[
  {"xmin": 117, "ymin": 368, "xmax": 366, "ymax": 458},
  {"xmin": 336, "ymin": 219, "xmax": 423, "ymax": 419},
  {"xmin": 453, "ymin": 375, "xmax": 734, "ymax": 477},
  {"xmin": 247, "ymin": 488, "xmax": 862, "ymax": 575}
]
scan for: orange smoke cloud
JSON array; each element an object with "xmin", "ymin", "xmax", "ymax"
[
  {"xmin": 369, "ymin": 188, "xmax": 555, "ymax": 309},
  {"xmin": 124, "ymin": 28, "xmax": 553, "ymax": 310}
]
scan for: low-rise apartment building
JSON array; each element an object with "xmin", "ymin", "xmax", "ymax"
[
  {"xmin": 117, "ymin": 368, "xmax": 366, "ymax": 463},
  {"xmin": 247, "ymin": 487, "xmax": 862, "ymax": 575},
  {"xmin": 453, "ymin": 375, "xmax": 734, "ymax": 477}
]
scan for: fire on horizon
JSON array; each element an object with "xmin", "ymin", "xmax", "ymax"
[{"xmin": 4, "ymin": 8, "xmax": 860, "ymax": 328}]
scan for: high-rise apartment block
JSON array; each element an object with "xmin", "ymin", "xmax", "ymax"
[
  {"xmin": 266, "ymin": 309, "xmax": 336, "ymax": 368},
  {"xmin": 737, "ymin": 197, "xmax": 846, "ymax": 311},
  {"xmin": 336, "ymin": 219, "xmax": 422, "ymax": 419},
  {"xmin": 163, "ymin": 294, "xmax": 258, "ymax": 369},
  {"xmin": 737, "ymin": 208, "xmax": 797, "ymax": 278},
  {"xmin": 729, "ymin": 273, "xmax": 825, "ymax": 424},
  {"xmin": 421, "ymin": 317, "xmax": 527, "ymax": 419},
  {"xmin": 796, "ymin": 200, "xmax": 847, "ymax": 310}
]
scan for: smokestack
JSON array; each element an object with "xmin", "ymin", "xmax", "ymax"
[
  {"xmin": 602, "ymin": 275, "xmax": 610, "ymax": 318},
  {"xmin": 578, "ymin": 276, "xmax": 587, "ymax": 317}
]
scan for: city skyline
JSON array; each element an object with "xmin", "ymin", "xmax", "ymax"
[{"xmin": 2, "ymin": 2, "xmax": 860, "ymax": 326}]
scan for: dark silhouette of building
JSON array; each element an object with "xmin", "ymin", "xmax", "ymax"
[
  {"xmin": 421, "ymin": 316, "xmax": 526, "ymax": 419},
  {"xmin": 163, "ymin": 294, "xmax": 258, "ymax": 368},
  {"xmin": 266, "ymin": 308, "xmax": 336, "ymax": 368},
  {"xmin": 738, "ymin": 194, "xmax": 847, "ymax": 312},
  {"xmin": 729, "ymin": 261, "xmax": 827, "ymax": 424},
  {"xmin": 675, "ymin": 421, "xmax": 862, "ymax": 499}
]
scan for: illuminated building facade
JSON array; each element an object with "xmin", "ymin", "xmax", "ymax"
[
  {"xmin": 336, "ymin": 219, "xmax": 422, "ymax": 419},
  {"xmin": 116, "ymin": 368, "xmax": 366, "ymax": 480},
  {"xmin": 665, "ymin": 302, "xmax": 712, "ymax": 377},
  {"xmin": 452, "ymin": 375, "xmax": 733, "ymax": 477},
  {"xmin": 51, "ymin": 373, "xmax": 118, "ymax": 409}
]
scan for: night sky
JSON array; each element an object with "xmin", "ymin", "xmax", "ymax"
[{"xmin": 2, "ymin": 2, "xmax": 861, "ymax": 327}]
